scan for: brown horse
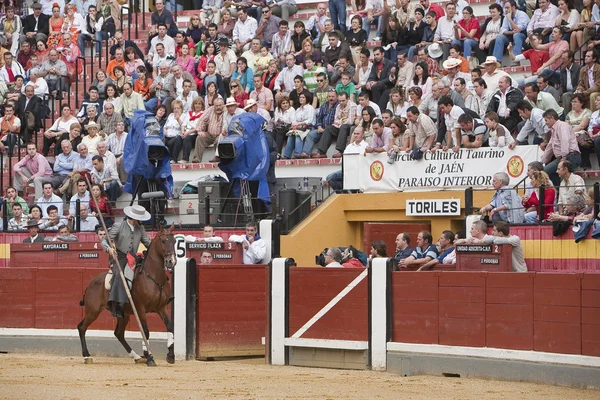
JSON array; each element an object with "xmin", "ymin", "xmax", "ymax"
[{"xmin": 77, "ymin": 225, "xmax": 177, "ymax": 366}]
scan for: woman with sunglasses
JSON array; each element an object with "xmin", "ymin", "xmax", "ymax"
[
  {"xmin": 186, "ymin": 14, "xmax": 204, "ymax": 44},
  {"xmin": 229, "ymin": 79, "xmax": 249, "ymax": 108}
]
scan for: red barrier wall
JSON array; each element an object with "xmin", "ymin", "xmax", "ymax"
[
  {"xmin": 196, "ymin": 264, "xmax": 266, "ymax": 358},
  {"xmin": 391, "ymin": 271, "xmax": 600, "ymax": 357},
  {"xmin": 0, "ymin": 267, "xmax": 164, "ymax": 333},
  {"xmin": 288, "ymin": 268, "xmax": 368, "ymax": 341},
  {"xmin": 11, "ymin": 243, "xmax": 109, "ymax": 269}
]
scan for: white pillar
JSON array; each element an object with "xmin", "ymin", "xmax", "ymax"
[
  {"xmin": 173, "ymin": 257, "xmax": 188, "ymax": 361},
  {"xmin": 370, "ymin": 258, "xmax": 389, "ymax": 371},
  {"xmin": 270, "ymin": 257, "xmax": 287, "ymax": 365},
  {"xmin": 260, "ymin": 219, "xmax": 273, "ymax": 264}
]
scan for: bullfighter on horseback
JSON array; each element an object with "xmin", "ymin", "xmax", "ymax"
[{"xmin": 103, "ymin": 204, "xmax": 152, "ymax": 319}]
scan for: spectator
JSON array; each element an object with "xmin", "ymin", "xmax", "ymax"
[
  {"xmin": 469, "ymin": 78, "xmax": 492, "ymax": 119},
  {"xmin": 27, "ymin": 205, "xmax": 43, "ymax": 223},
  {"xmin": 95, "ymin": 226, "xmax": 106, "ymax": 243},
  {"xmin": 486, "ymin": 75, "xmax": 523, "ymax": 133},
  {"xmin": 91, "ymin": 70, "xmax": 113, "ymax": 101},
  {"xmin": 514, "ymin": 101, "xmax": 548, "ymax": 146},
  {"xmin": 566, "ymin": 94, "xmax": 592, "ymax": 155},
  {"xmin": 40, "ymin": 204, "xmax": 67, "ymax": 231},
  {"xmin": 417, "ymin": 230, "xmax": 455, "ymax": 271},
  {"xmin": 558, "ymin": 52, "xmax": 580, "ymax": 116},
  {"xmin": 325, "ymin": 126, "xmax": 369, "ymax": 191},
  {"xmin": 7, "ymin": 203, "xmax": 26, "ymax": 231},
  {"xmin": 549, "ymin": 192, "xmax": 588, "ymax": 224},
  {"xmin": 250, "ymin": 75, "xmax": 274, "ymax": 112},
  {"xmin": 148, "ymin": 24, "xmax": 176, "ymax": 62},
  {"xmin": 575, "ymin": 50, "xmax": 600, "ymax": 112},
  {"xmin": 556, "ymin": 159, "xmax": 586, "ymax": 214},
  {"xmin": 404, "ymin": 106, "xmax": 436, "ymax": 154},
  {"xmin": 418, "ymin": 82, "xmax": 440, "ymax": 122},
  {"xmin": 272, "ymin": 95, "xmax": 295, "ymax": 156},
  {"xmin": 484, "ymin": 111, "xmax": 515, "ymax": 148},
  {"xmin": 53, "ymin": 224, "xmax": 79, "ymax": 242},
  {"xmin": 163, "ymin": 100, "xmax": 185, "ymax": 163},
  {"xmin": 524, "ymin": 83, "xmax": 564, "ymax": 118},
  {"xmin": 283, "ymin": 93, "xmax": 315, "ymax": 159},
  {"xmin": 393, "ymin": 232, "xmax": 413, "ymax": 263},
  {"xmin": 37, "ymin": 182, "xmax": 63, "ymax": 218},
  {"xmin": 48, "ymin": 140, "xmax": 77, "ymax": 189},
  {"xmin": 437, "ymin": 95, "xmax": 464, "ymax": 152},
  {"xmin": 81, "ymin": 121, "xmax": 102, "ymax": 155},
  {"xmin": 537, "ymin": 75, "xmax": 560, "ymax": 103},
  {"xmin": 313, "ymin": 91, "xmax": 356, "ymax": 158},
  {"xmin": 456, "ymin": 220, "xmax": 493, "ymax": 245},
  {"xmin": 14, "ymin": 142, "xmax": 53, "ymax": 200},
  {"xmin": 229, "ymin": 221, "xmax": 266, "ymax": 264},
  {"xmin": 200, "ymin": 251, "xmax": 214, "ymax": 265},
  {"xmin": 452, "ymin": 6, "xmax": 480, "ymax": 59},
  {"xmin": 4, "ymin": 186, "xmax": 29, "ymax": 218},
  {"xmin": 200, "ymin": 0, "xmax": 223, "ymax": 26},
  {"xmin": 420, "ymin": 0, "xmax": 444, "ymax": 22},
  {"xmin": 542, "ymin": 109, "xmax": 581, "ymax": 187},
  {"xmin": 366, "ymin": 118, "xmax": 392, "ymax": 154},
  {"xmin": 522, "ymin": 170, "xmax": 555, "ymax": 223},
  {"xmin": 64, "ymin": 143, "xmax": 93, "ymax": 195},
  {"xmin": 44, "ymin": 103, "xmax": 77, "ymax": 156},
  {"xmin": 493, "ymin": 2, "xmax": 529, "ymax": 63},
  {"xmin": 481, "ymin": 56, "xmax": 515, "ymax": 93},
  {"xmin": 91, "ymin": 154, "xmax": 121, "ymax": 204},
  {"xmin": 433, "ymin": 3, "xmax": 458, "ymax": 61},
  {"xmin": 388, "ymin": 117, "xmax": 408, "ymax": 155},
  {"xmin": 458, "ymin": 113, "xmax": 488, "ymax": 149},
  {"xmin": 354, "ymin": 49, "xmax": 373, "ymax": 94},
  {"xmin": 69, "ymin": 178, "xmax": 90, "ymax": 216},
  {"xmin": 0, "ymin": 52, "xmax": 25, "ymax": 84},
  {"xmin": 184, "ymin": 224, "xmax": 225, "ymax": 243},
  {"xmin": 110, "ymin": 31, "xmax": 144, "ymax": 60},
  {"xmin": 193, "ymin": 97, "xmax": 226, "ymax": 163},
  {"xmin": 21, "ymin": 2, "xmax": 51, "ymax": 48},
  {"xmin": 399, "ymin": 230, "xmax": 438, "ymax": 269},
  {"xmin": 0, "ymin": 104, "xmax": 21, "ymax": 157},
  {"xmin": 479, "ymin": 171, "xmax": 525, "ymax": 223},
  {"xmin": 23, "ymin": 219, "xmax": 46, "ymax": 243},
  {"xmin": 527, "ymin": 0, "xmax": 561, "ymax": 42},
  {"xmin": 89, "ymin": 183, "xmax": 114, "ymax": 227},
  {"xmin": 370, "ymin": 240, "xmax": 388, "ymax": 258},
  {"xmin": 229, "ymin": 78, "xmax": 250, "ymax": 108},
  {"xmin": 75, "ymin": 204, "xmax": 100, "ymax": 232},
  {"xmin": 98, "ymin": 102, "xmax": 124, "ymax": 138}
]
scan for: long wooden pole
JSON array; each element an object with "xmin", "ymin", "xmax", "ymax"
[{"xmin": 85, "ymin": 176, "xmax": 156, "ymax": 366}]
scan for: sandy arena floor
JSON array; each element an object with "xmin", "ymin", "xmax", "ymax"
[{"xmin": 0, "ymin": 354, "xmax": 598, "ymax": 400}]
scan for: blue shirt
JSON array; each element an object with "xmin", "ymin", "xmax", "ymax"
[
  {"xmin": 73, "ymin": 153, "xmax": 93, "ymax": 173},
  {"xmin": 315, "ymin": 101, "xmax": 338, "ymax": 129},
  {"xmin": 437, "ymin": 247, "xmax": 455, "ymax": 263},
  {"xmin": 499, "ymin": 10, "xmax": 530, "ymax": 35},
  {"xmin": 232, "ymin": 68, "xmax": 255, "ymax": 92},
  {"xmin": 410, "ymin": 244, "xmax": 439, "ymax": 260},
  {"xmin": 53, "ymin": 150, "xmax": 77, "ymax": 175},
  {"xmin": 394, "ymin": 246, "xmax": 413, "ymax": 262}
]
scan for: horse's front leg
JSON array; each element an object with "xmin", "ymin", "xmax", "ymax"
[
  {"xmin": 138, "ymin": 314, "xmax": 156, "ymax": 367},
  {"xmin": 157, "ymin": 306, "xmax": 175, "ymax": 364}
]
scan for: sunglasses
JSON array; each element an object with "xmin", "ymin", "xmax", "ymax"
[
  {"xmin": 317, "ymin": 79, "xmax": 325, "ymax": 82},
  {"xmin": 230, "ymin": 84, "xmax": 238, "ymax": 88}
]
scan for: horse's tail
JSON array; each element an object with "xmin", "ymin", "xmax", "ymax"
[{"xmin": 79, "ymin": 288, "xmax": 86, "ymax": 306}]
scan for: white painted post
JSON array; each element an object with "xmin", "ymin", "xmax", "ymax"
[
  {"xmin": 270, "ymin": 257, "xmax": 287, "ymax": 365},
  {"xmin": 173, "ymin": 258, "xmax": 188, "ymax": 361},
  {"xmin": 370, "ymin": 258, "xmax": 389, "ymax": 371},
  {"xmin": 260, "ymin": 219, "xmax": 273, "ymax": 264}
]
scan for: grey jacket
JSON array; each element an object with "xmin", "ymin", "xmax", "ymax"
[{"xmin": 102, "ymin": 220, "xmax": 152, "ymax": 256}]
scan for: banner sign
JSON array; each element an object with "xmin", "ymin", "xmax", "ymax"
[
  {"xmin": 343, "ymin": 146, "xmax": 540, "ymax": 193},
  {"xmin": 406, "ymin": 199, "xmax": 461, "ymax": 216}
]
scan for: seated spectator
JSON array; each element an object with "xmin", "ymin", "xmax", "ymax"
[
  {"xmin": 80, "ymin": 105, "xmax": 100, "ymax": 137},
  {"xmin": 458, "ymin": 113, "xmax": 488, "ymax": 149},
  {"xmin": 89, "ymin": 183, "xmax": 114, "ymax": 227},
  {"xmin": 75, "ymin": 203, "xmax": 100, "ymax": 232},
  {"xmin": 484, "ymin": 111, "xmax": 515, "ymax": 148},
  {"xmin": 388, "ymin": 117, "xmax": 408, "ymax": 157},
  {"xmin": 26, "ymin": 205, "xmax": 43, "ymax": 224},
  {"xmin": 117, "ymin": 83, "xmax": 145, "ymax": 128},
  {"xmin": 184, "ymin": 224, "xmax": 225, "ymax": 243},
  {"xmin": 456, "ymin": 220, "xmax": 494, "ymax": 245},
  {"xmin": 556, "ymin": 159, "xmax": 586, "ymax": 214},
  {"xmin": 107, "ymin": 48, "xmax": 125, "ymax": 80},
  {"xmin": 467, "ymin": 221, "xmax": 527, "ymax": 272},
  {"xmin": 53, "ymin": 224, "xmax": 79, "ymax": 242},
  {"xmin": 0, "ymin": 104, "xmax": 21, "ymax": 157},
  {"xmin": 366, "ymin": 119, "xmax": 392, "ymax": 154},
  {"xmin": 486, "ymin": 75, "xmax": 523, "ymax": 134},
  {"xmin": 14, "ymin": 142, "xmax": 53, "ymax": 200},
  {"xmin": 320, "ymin": 247, "xmax": 343, "ymax": 268},
  {"xmin": 4, "ymin": 186, "xmax": 29, "ymax": 218},
  {"xmin": 560, "ymin": 51, "xmax": 580, "ymax": 115},
  {"xmin": 542, "ymin": 109, "xmax": 581, "ymax": 187},
  {"xmin": 40, "ymin": 204, "xmax": 67, "ymax": 231},
  {"xmin": 270, "ymin": 0, "xmax": 298, "ymax": 25},
  {"xmin": 370, "ymin": 240, "xmax": 388, "ymax": 258},
  {"xmin": 23, "ymin": 219, "xmax": 46, "ymax": 243},
  {"xmin": 399, "ymin": 230, "xmax": 438, "ymax": 269},
  {"xmin": 21, "ymin": 2, "xmax": 50, "ymax": 48},
  {"xmin": 69, "ymin": 178, "xmax": 90, "ymax": 216},
  {"xmin": 341, "ymin": 245, "xmax": 366, "ymax": 268},
  {"xmin": 228, "ymin": 221, "xmax": 266, "ymax": 264},
  {"xmin": 48, "ymin": 140, "xmax": 77, "ymax": 190},
  {"xmin": 386, "ymin": 88, "xmax": 408, "ymax": 121},
  {"xmin": 549, "ymin": 191, "xmax": 588, "ymax": 224},
  {"xmin": 200, "ymin": 251, "xmax": 214, "ymax": 265},
  {"xmin": 44, "ymin": 103, "xmax": 77, "ymax": 156},
  {"xmin": 481, "ymin": 56, "xmax": 516, "ymax": 94},
  {"xmin": 98, "ymin": 102, "xmax": 124, "ymax": 138},
  {"xmin": 411, "ymin": 62, "xmax": 433, "ymax": 99},
  {"xmin": 393, "ymin": 232, "xmax": 413, "ymax": 263},
  {"xmin": 417, "ymin": 230, "xmax": 455, "ymax": 271},
  {"xmin": 254, "ymin": 45, "xmax": 275, "ymax": 76},
  {"xmin": 26, "ymin": 68, "xmax": 50, "ymax": 97},
  {"xmin": 583, "ymin": 95, "xmax": 600, "ymax": 169},
  {"xmin": 313, "ymin": 91, "xmax": 356, "ymax": 158},
  {"xmin": 8, "ymin": 203, "xmax": 27, "ymax": 231},
  {"xmin": 522, "ymin": 170, "xmax": 556, "ymax": 223},
  {"xmin": 272, "ymin": 94, "xmax": 296, "ymax": 155},
  {"xmin": 523, "ymin": 83, "xmax": 563, "ymax": 119},
  {"xmin": 493, "ymin": 1, "xmax": 529, "ymax": 62},
  {"xmin": 514, "ymin": 101, "xmax": 547, "ymax": 147},
  {"xmin": 145, "ymin": 62, "xmax": 175, "ymax": 113},
  {"xmin": 575, "ymin": 50, "xmax": 600, "ymax": 112},
  {"xmin": 365, "ymin": 47, "xmax": 395, "ymax": 105},
  {"xmin": 250, "ymin": 75, "xmax": 274, "ymax": 112},
  {"xmin": 81, "ymin": 121, "xmax": 102, "ymax": 155},
  {"xmin": 479, "ymin": 172, "xmax": 525, "ymax": 224},
  {"xmin": 37, "ymin": 182, "xmax": 63, "ymax": 217},
  {"xmin": 565, "ymin": 93, "xmax": 591, "ymax": 144},
  {"xmin": 163, "ymin": 99, "xmax": 185, "ymax": 163},
  {"xmin": 283, "ymin": 93, "xmax": 316, "ymax": 160},
  {"xmin": 91, "ymin": 155, "xmax": 121, "ymax": 203},
  {"xmin": 0, "ymin": 51, "xmax": 25, "ymax": 84},
  {"xmin": 418, "ymin": 83, "xmax": 440, "ymax": 122},
  {"xmin": 229, "ymin": 78, "xmax": 249, "ymax": 108},
  {"xmin": 193, "ymin": 97, "xmax": 226, "ymax": 163},
  {"xmin": 407, "ymin": 87, "xmax": 424, "ymax": 110},
  {"xmin": 91, "ymin": 70, "xmax": 113, "ymax": 101}
]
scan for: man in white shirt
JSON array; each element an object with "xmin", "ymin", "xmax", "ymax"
[
  {"xmin": 37, "ymin": 181, "xmax": 64, "ymax": 218},
  {"xmin": 229, "ymin": 221, "xmax": 266, "ymax": 264},
  {"xmin": 0, "ymin": 52, "xmax": 25, "ymax": 84},
  {"xmin": 326, "ymin": 126, "xmax": 368, "ymax": 191},
  {"xmin": 437, "ymin": 95, "xmax": 464, "ymax": 152},
  {"xmin": 232, "ymin": 7, "xmax": 257, "ymax": 53},
  {"xmin": 91, "ymin": 155, "xmax": 121, "ymax": 203},
  {"xmin": 514, "ymin": 101, "xmax": 548, "ymax": 146},
  {"xmin": 433, "ymin": 2, "xmax": 457, "ymax": 60},
  {"xmin": 25, "ymin": 68, "xmax": 49, "ymax": 97},
  {"xmin": 274, "ymin": 54, "xmax": 304, "ymax": 94},
  {"xmin": 76, "ymin": 203, "xmax": 100, "ymax": 232},
  {"xmin": 69, "ymin": 179, "xmax": 91, "ymax": 216},
  {"xmin": 184, "ymin": 224, "xmax": 225, "ymax": 243}
]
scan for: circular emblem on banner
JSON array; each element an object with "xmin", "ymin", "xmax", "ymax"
[
  {"xmin": 506, "ymin": 155, "xmax": 524, "ymax": 178},
  {"xmin": 370, "ymin": 161, "xmax": 384, "ymax": 181}
]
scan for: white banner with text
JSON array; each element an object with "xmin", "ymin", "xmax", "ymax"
[{"xmin": 343, "ymin": 146, "xmax": 540, "ymax": 193}]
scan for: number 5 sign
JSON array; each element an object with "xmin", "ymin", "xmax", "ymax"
[{"xmin": 174, "ymin": 234, "xmax": 187, "ymax": 259}]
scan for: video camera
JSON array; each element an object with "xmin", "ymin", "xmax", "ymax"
[{"xmin": 315, "ymin": 248, "xmax": 329, "ymax": 267}]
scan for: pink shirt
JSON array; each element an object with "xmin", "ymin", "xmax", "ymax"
[
  {"xmin": 458, "ymin": 18, "xmax": 481, "ymax": 40},
  {"xmin": 13, "ymin": 153, "xmax": 53, "ymax": 179},
  {"xmin": 542, "ymin": 120, "xmax": 580, "ymax": 164},
  {"xmin": 548, "ymin": 40, "xmax": 569, "ymax": 70}
]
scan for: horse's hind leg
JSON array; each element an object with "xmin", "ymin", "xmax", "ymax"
[
  {"xmin": 114, "ymin": 316, "xmax": 144, "ymax": 363},
  {"xmin": 158, "ymin": 307, "xmax": 175, "ymax": 364}
]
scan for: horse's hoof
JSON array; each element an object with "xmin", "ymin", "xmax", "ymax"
[
  {"xmin": 84, "ymin": 357, "xmax": 93, "ymax": 364},
  {"xmin": 134, "ymin": 357, "xmax": 147, "ymax": 364},
  {"xmin": 146, "ymin": 357, "xmax": 157, "ymax": 367},
  {"xmin": 166, "ymin": 355, "xmax": 175, "ymax": 364}
]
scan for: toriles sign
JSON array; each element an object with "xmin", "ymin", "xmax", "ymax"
[
  {"xmin": 343, "ymin": 146, "xmax": 539, "ymax": 192},
  {"xmin": 406, "ymin": 199, "xmax": 460, "ymax": 216}
]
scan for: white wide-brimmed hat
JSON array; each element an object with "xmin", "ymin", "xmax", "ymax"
[
  {"xmin": 480, "ymin": 56, "xmax": 502, "ymax": 68},
  {"xmin": 85, "ymin": 121, "xmax": 100, "ymax": 130},
  {"xmin": 427, "ymin": 43, "xmax": 443, "ymax": 59},
  {"xmin": 442, "ymin": 58, "xmax": 462, "ymax": 70},
  {"xmin": 244, "ymin": 99, "xmax": 258, "ymax": 110},
  {"xmin": 124, "ymin": 205, "xmax": 151, "ymax": 221},
  {"xmin": 225, "ymin": 97, "xmax": 238, "ymax": 107}
]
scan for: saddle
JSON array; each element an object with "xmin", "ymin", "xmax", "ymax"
[{"xmin": 105, "ymin": 265, "xmax": 135, "ymax": 291}]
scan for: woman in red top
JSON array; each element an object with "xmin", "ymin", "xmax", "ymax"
[
  {"xmin": 133, "ymin": 65, "xmax": 153, "ymax": 101},
  {"xmin": 451, "ymin": 6, "xmax": 481, "ymax": 59},
  {"xmin": 522, "ymin": 171, "xmax": 556, "ymax": 223},
  {"xmin": 195, "ymin": 42, "xmax": 217, "ymax": 90},
  {"xmin": 229, "ymin": 79, "xmax": 249, "ymax": 108},
  {"xmin": 262, "ymin": 60, "xmax": 280, "ymax": 93},
  {"xmin": 89, "ymin": 183, "xmax": 114, "ymax": 227}
]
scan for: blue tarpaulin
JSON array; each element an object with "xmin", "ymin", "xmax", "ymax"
[
  {"xmin": 123, "ymin": 109, "xmax": 173, "ymax": 197},
  {"xmin": 218, "ymin": 113, "xmax": 271, "ymax": 203}
]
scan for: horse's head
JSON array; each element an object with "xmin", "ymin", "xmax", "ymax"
[{"xmin": 154, "ymin": 224, "xmax": 177, "ymax": 272}]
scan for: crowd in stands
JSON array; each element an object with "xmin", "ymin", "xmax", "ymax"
[{"xmin": 1, "ymin": 0, "xmax": 600, "ymax": 234}]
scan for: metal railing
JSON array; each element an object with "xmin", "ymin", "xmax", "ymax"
[
  {"xmin": 121, "ymin": 5, "xmax": 132, "ymax": 41},
  {"xmin": 74, "ymin": 56, "xmax": 87, "ymax": 110}
]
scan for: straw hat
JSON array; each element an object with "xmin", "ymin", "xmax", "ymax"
[
  {"xmin": 442, "ymin": 58, "xmax": 462, "ymax": 70},
  {"xmin": 225, "ymin": 97, "xmax": 238, "ymax": 107},
  {"xmin": 244, "ymin": 99, "xmax": 258, "ymax": 110},
  {"xmin": 85, "ymin": 121, "xmax": 100, "ymax": 130},
  {"xmin": 427, "ymin": 43, "xmax": 443, "ymax": 59},
  {"xmin": 480, "ymin": 56, "xmax": 502, "ymax": 68}
]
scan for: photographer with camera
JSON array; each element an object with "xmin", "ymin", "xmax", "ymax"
[{"xmin": 321, "ymin": 247, "xmax": 343, "ymax": 268}]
